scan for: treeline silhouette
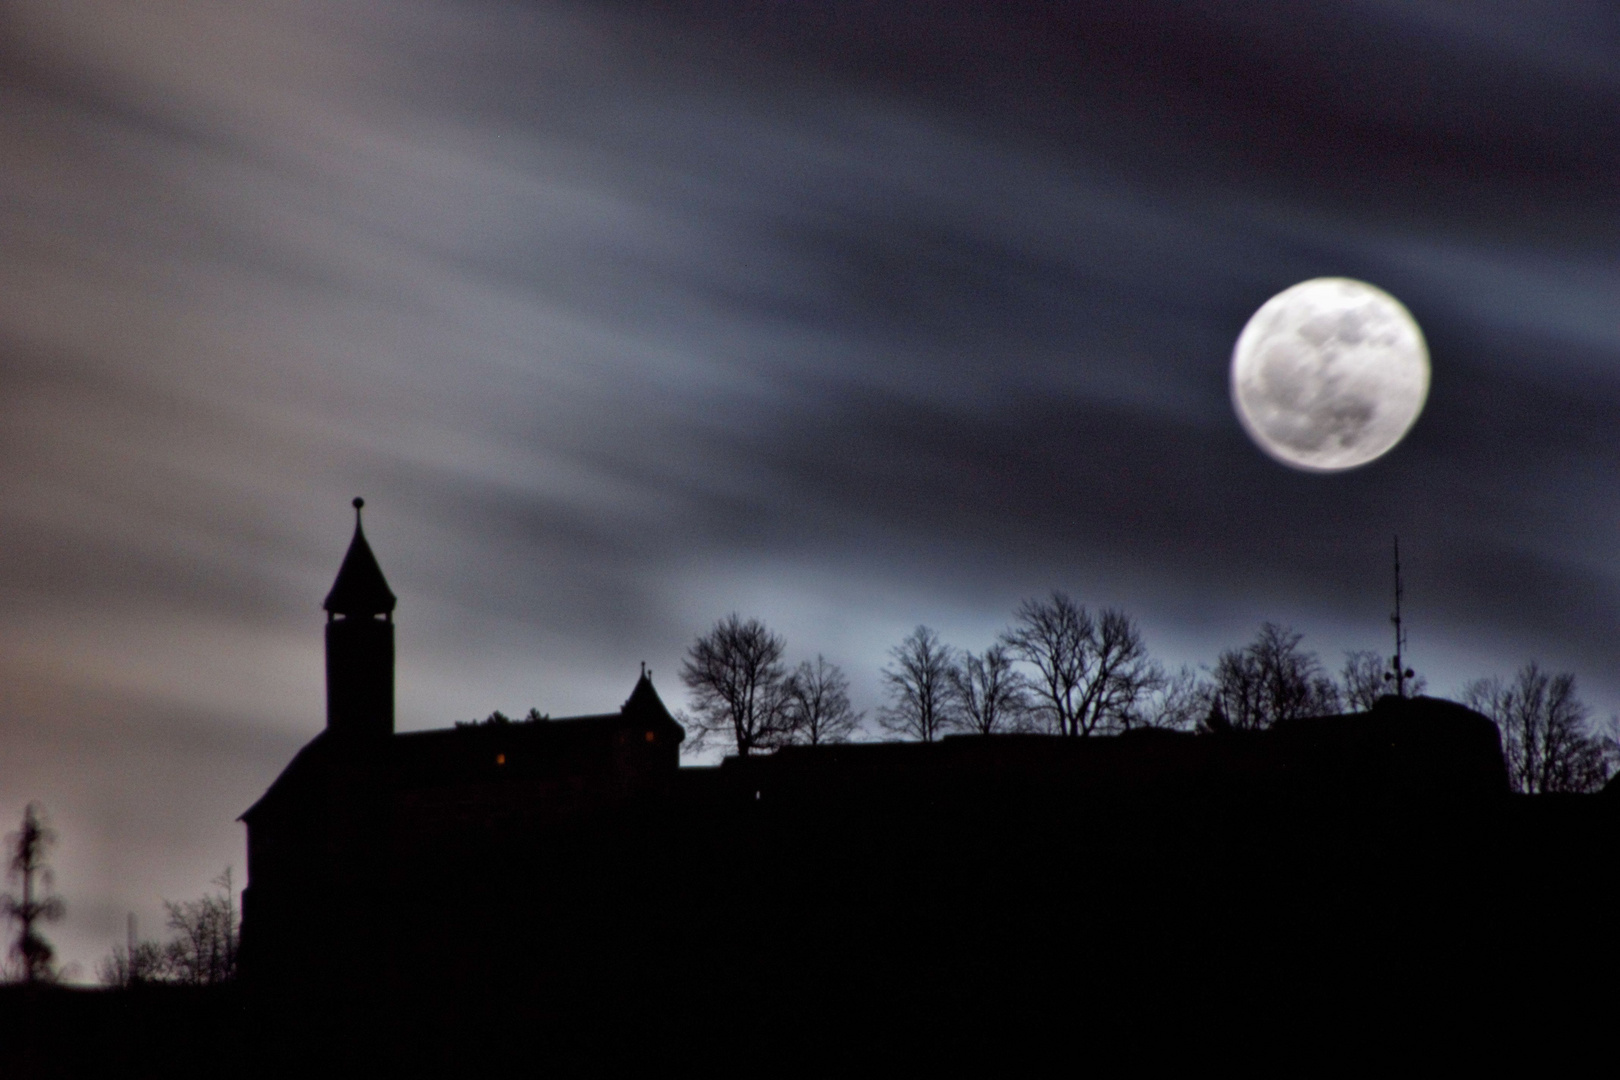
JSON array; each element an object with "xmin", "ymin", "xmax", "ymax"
[
  {"xmin": 96, "ymin": 869, "xmax": 239, "ymax": 989},
  {"xmin": 0, "ymin": 811, "xmax": 253, "ymax": 1076},
  {"xmin": 0, "ymin": 801, "xmax": 241, "ymax": 991},
  {"xmin": 679, "ymin": 591, "xmax": 1620, "ymax": 792}
]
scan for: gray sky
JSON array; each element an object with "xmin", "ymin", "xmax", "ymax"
[{"xmin": 2, "ymin": 1, "xmax": 1618, "ymax": 977}]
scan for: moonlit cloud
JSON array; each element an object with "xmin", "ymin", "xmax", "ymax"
[{"xmin": 1, "ymin": 1, "xmax": 1617, "ymax": 976}]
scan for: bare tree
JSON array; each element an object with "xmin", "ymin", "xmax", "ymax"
[
  {"xmin": 1137, "ymin": 664, "xmax": 1209, "ymax": 731},
  {"xmin": 784, "ymin": 656, "xmax": 862, "ymax": 745},
  {"xmin": 680, "ymin": 614, "xmax": 792, "ymax": 756},
  {"xmin": 1094, "ymin": 608, "xmax": 1167, "ymax": 733},
  {"xmin": 1599, "ymin": 715, "xmax": 1620, "ymax": 778},
  {"xmin": 1000, "ymin": 593, "xmax": 1089, "ymax": 736},
  {"xmin": 162, "ymin": 868, "xmax": 240, "ymax": 985},
  {"xmin": 97, "ymin": 869, "xmax": 240, "ymax": 987},
  {"xmin": 2, "ymin": 803, "xmax": 65, "ymax": 984},
  {"xmin": 96, "ymin": 926, "xmax": 164, "ymax": 988},
  {"xmin": 1209, "ymin": 623, "xmax": 1340, "ymax": 731},
  {"xmin": 1340, "ymin": 650, "xmax": 1387, "ymax": 713},
  {"xmin": 879, "ymin": 626, "xmax": 954, "ymax": 742},
  {"xmin": 1341, "ymin": 649, "xmax": 1426, "ymax": 712},
  {"xmin": 1463, "ymin": 663, "xmax": 1610, "ymax": 794},
  {"xmin": 946, "ymin": 645, "xmax": 1029, "ymax": 735},
  {"xmin": 1000, "ymin": 594, "xmax": 1160, "ymax": 736}
]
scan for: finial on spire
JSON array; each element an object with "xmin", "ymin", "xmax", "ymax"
[{"xmin": 324, "ymin": 498, "xmax": 396, "ymax": 616}]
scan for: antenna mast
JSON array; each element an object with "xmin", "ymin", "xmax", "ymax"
[{"xmin": 1386, "ymin": 535, "xmax": 1414, "ymax": 698}]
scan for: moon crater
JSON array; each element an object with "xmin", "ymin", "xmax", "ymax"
[{"xmin": 1231, "ymin": 278, "xmax": 1429, "ymax": 472}]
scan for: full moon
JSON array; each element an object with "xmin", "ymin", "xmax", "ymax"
[{"xmin": 1230, "ymin": 278, "xmax": 1429, "ymax": 472}]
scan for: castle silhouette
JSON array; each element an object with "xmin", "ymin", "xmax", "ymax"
[
  {"xmin": 239, "ymin": 502, "xmax": 686, "ymax": 994},
  {"xmin": 233, "ymin": 505, "xmax": 1614, "ymax": 1063}
]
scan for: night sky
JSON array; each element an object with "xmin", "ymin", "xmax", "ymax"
[{"xmin": 3, "ymin": 1, "xmax": 1618, "ymax": 977}]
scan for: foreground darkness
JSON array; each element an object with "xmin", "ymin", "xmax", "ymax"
[{"xmin": 4, "ymin": 699, "xmax": 1617, "ymax": 1069}]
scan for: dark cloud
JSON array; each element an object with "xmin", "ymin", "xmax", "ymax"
[{"xmin": 647, "ymin": 2, "xmax": 1620, "ymax": 213}]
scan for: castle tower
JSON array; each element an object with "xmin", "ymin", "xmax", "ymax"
[{"xmin": 323, "ymin": 498, "xmax": 396, "ymax": 738}]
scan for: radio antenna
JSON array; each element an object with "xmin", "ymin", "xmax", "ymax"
[{"xmin": 1386, "ymin": 536, "xmax": 1415, "ymax": 698}]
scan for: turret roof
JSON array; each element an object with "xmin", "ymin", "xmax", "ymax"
[
  {"xmin": 621, "ymin": 669, "xmax": 678, "ymax": 726},
  {"xmin": 323, "ymin": 499, "xmax": 396, "ymax": 615}
]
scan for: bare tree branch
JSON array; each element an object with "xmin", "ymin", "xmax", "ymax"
[
  {"xmin": 784, "ymin": 656, "xmax": 862, "ymax": 745},
  {"xmin": 98, "ymin": 869, "xmax": 240, "ymax": 986},
  {"xmin": 1136, "ymin": 664, "xmax": 1209, "ymax": 731},
  {"xmin": 162, "ymin": 868, "xmax": 240, "ymax": 986},
  {"xmin": 1209, "ymin": 623, "xmax": 1340, "ymax": 731},
  {"xmin": 879, "ymin": 626, "xmax": 954, "ymax": 743},
  {"xmin": 1081, "ymin": 608, "xmax": 1164, "ymax": 734},
  {"xmin": 1000, "ymin": 594, "xmax": 1160, "ymax": 736},
  {"xmin": 1000, "ymin": 593, "xmax": 1091, "ymax": 736},
  {"xmin": 947, "ymin": 644, "xmax": 1029, "ymax": 735},
  {"xmin": 1464, "ymin": 663, "xmax": 1610, "ymax": 794},
  {"xmin": 1340, "ymin": 651, "xmax": 1387, "ymax": 713},
  {"xmin": 679, "ymin": 615, "xmax": 792, "ymax": 756}
]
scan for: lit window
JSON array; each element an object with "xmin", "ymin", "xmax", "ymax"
[
  {"xmin": 495, "ymin": 753, "xmax": 506, "ymax": 766},
  {"xmin": 644, "ymin": 731, "xmax": 656, "ymax": 743}
]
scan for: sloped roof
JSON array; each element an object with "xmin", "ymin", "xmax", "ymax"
[
  {"xmin": 323, "ymin": 506, "xmax": 396, "ymax": 615},
  {"xmin": 241, "ymin": 675, "xmax": 685, "ymax": 823},
  {"xmin": 240, "ymin": 729, "xmax": 334, "ymax": 825},
  {"xmin": 621, "ymin": 671, "xmax": 681, "ymax": 732}
]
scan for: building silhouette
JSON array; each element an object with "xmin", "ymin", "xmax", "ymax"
[
  {"xmin": 235, "ymin": 508, "xmax": 1616, "ymax": 1063},
  {"xmin": 239, "ymin": 502, "xmax": 685, "ymax": 995}
]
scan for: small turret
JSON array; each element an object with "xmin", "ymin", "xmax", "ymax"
[{"xmin": 324, "ymin": 498, "xmax": 395, "ymax": 738}]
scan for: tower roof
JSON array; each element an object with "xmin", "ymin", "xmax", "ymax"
[
  {"xmin": 323, "ymin": 498, "xmax": 397, "ymax": 616},
  {"xmin": 622, "ymin": 669, "xmax": 674, "ymax": 723}
]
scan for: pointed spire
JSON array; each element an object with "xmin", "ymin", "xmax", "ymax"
[
  {"xmin": 323, "ymin": 497, "xmax": 397, "ymax": 616},
  {"xmin": 622, "ymin": 667, "xmax": 671, "ymax": 719}
]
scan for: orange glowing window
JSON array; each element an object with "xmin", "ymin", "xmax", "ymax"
[
  {"xmin": 495, "ymin": 753, "xmax": 506, "ymax": 766},
  {"xmin": 644, "ymin": 731, "xmax": 656, "ymax": 743}
]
